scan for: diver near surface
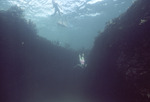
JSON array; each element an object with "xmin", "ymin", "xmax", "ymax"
[
  {"xmin": 52, "ymin": 0, "xmax": 61, "ymax": 16},
  {"xmin": 51, "ymin": 0, "xmax": 68, "ymax": 27}
]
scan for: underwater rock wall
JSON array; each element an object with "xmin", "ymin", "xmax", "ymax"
[
  {"xmin": 87, "ymin": 0, "xmax": 150, "ymax": 101},
  {"xmin": 0, "ymin": 6, "xmax": 82, "ymax": 102}
]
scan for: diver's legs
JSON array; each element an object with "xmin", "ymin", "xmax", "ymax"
[{"xmin": 57, "ymin": 9, "xmax": 61, "ymax": 16}]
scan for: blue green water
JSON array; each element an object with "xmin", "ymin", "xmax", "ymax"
[{"xmin": 0, "ymin": 0, "xmax": 134, "ymax": 50}]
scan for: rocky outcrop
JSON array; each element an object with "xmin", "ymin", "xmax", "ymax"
[
  {"xmin": 0, "ymin": 6, "xmax": 81, "ymax": 102},
  {"xmin": 87, "ymin": 0, "xmax": 150, "ymax": 102}
]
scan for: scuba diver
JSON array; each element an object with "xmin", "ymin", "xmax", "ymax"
[
  {"xmin": 52, "ymin": 0, "xmax": 61, "ymax": 16},
  {"xmin": 74, "ymin": 53, "xmax": 87, "ymax": 68},
  {"xmin": 79, "ymin": 53, "xmax": 85, "ymax": 67}
]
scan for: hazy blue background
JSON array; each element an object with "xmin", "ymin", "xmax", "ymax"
[{"xmin": 0, "ymin": 0, "xmax": 135, "ymax": 50}]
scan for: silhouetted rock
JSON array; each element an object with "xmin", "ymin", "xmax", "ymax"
[
  {"xmin": 86, "ymin": 0, "xmax": 150, "ymax": 102},
  {"xmin": 0, "ymin": 6, "xmax": 82, "ymax": 102}
]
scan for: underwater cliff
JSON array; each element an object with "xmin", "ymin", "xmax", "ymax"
[
  {"xmin": 0, "ymin": 6, "xmax": 86, "ymax": 102},
  {"xmin": 86, "ymin": 0, "xmax": 150, "ymax": 102}
]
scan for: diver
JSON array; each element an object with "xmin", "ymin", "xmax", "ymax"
[
  {"xmin": 52, "ymin": 0, "xmax": 61, "ymax": 16},
  {"xmin": 51, "ymin": 0, "xmax": 68, "ymax": 27},
  {"xmin": 74, "ymin": 53, "xmax": 87, "ymax": 68},
  {"xmin": 79, "ymin": 53, "xmax": 85, "ymax": 67}
]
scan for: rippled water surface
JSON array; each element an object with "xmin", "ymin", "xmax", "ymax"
[{"xmin": 0, "ymin": 0, "xmax": 134, "ymax": 49}]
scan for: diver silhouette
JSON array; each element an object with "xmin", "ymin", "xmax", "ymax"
[
  {"xmin": 52, "ymin": 0, "xmax": 61, "ymax": 16},
  {"xmin": 51, "ymin": 0, "xmax": 68, "ymax": 27}
]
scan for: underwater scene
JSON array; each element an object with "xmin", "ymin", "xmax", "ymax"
[{"xmin": 0, "ymin": 0, "xmax": 150, "ymax": 102}]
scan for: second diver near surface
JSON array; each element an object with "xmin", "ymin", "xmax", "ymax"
[
  {"xmin": 51, "ymin": 0, "xmax": 68, "ymax": 27},
  {"xmin": 52, "ymin": 0, "xmax": 61, "ymax": 16}
]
